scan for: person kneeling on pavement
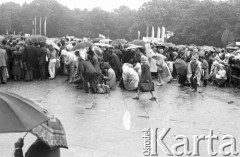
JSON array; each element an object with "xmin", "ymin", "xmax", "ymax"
[
  {"xmin": 103, "ymin": 65, "xmax": 116, "ymax": 89},
  {"xmin": 76, "ymin": 54, "xmax": 97, "ymax": 93},
  {"xmin": 215, "ymin": 64, "xmax": 227, "ymax": 87}
]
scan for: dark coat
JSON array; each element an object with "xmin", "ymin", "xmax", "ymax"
[
  {"xmin": 37, "ymin": 47, "xmax": 47, "ymax": 65},
  {"xmin": 0, "ymin": 48, "xmax": 7, "ymax": 67},
  {"xmin": 141, "ymin": 63, "xmax": 152, "ymax": 82},
  {"xmin": 109, "ymin": 53, "xmax": 121, "ymax": 72},
  {"xmin": 79, "ymin": 60, "xmax": 96, "ymax": 79},
  {"xmin": 90, "ymin": 55, "xmax": 102, "ymax": 74},
  {"xmin": 25, "ymin": 140, "xmax": 60, "ymax": 157},
  {"xmin": 1, "ymin": 44, "xmax": 12, "ymax": 61},
  {"xmin": 22, "ymin": 45, "xmax": 37, "ymax": 68}
]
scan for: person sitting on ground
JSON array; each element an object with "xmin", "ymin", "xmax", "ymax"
[{"xmin": 103, "ymin": 65, "xmax": 116, "ymax": 89}]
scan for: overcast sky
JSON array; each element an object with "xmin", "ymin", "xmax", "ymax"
[{"xmin": 1, "ymin": 0, "xmax": 151, "ymax": 11}]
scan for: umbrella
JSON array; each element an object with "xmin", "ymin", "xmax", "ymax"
[
  {"xmin": 0, "ymin": 92, "xmax": 50, "ymax": 133},
  {"xmin": 92, "ymin": 46, "xmax": 103, "ymax": 58},
  {"xmin": 126, "ymin": 45, "xmax": 143, "ymax": 50},
  {"xmin": 92, "ymin": 38, "xmax": 102, "ymax": 43},
  {"xmin": 176, "ymin": 45, "xmax": 186, "ymax": 49},
  {"xmin": 0, "ymin": 35, "xmax": 5, "ymax": 42},
  {"xmin": 174, "ymin": 59, "xmax": 188, "ymax": 76},
  {"xmin": 72, "ymin": 41, "xmax": 94, "ymax": 51},
  {"xmin": 94, "ymin": 42, "xmax": 113, "ymax": 48},
  {"xmin": 46, "ymin": 40, "xmax": 60, "ymax": 51},
  {"xmin": 129, "ymin": 40, "xmax": 146, "ymax": 47},
  {"xmin": 162, "ymin": 43, "xmax": 176, "ymax": 49},
  {"xmin": 99, "ymin": 39, "xmax": 112, "ymax": 44},
  {"xmin": 111, "ymin": 39, "xmax": 127, "ymax": 46},
  {"xmin": 201, "ymin": 46, "xmax": 214, "ymax": 52},
  {"xmin": 26, "ymin": 35, "xmax": 47, "ymax": 43},
  {"xmin": 31, "ymin": 116, "xmax": 68, "ymax": 149}
]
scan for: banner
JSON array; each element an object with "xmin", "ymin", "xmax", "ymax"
[
  {"xmin": 44, "ymin": 18, "xmax": 47, "ymax": 37},
  {"xmin": 138, "ymin": 31, "xmax": 140, "ymax": 40}
]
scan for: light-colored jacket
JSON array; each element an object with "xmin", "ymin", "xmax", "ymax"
[{"xmin": 0, "ymin": 48, "xmax": 7, "ymax": 67}]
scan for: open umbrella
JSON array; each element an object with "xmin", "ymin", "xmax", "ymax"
[
  {"xmin": 72, "ymin": 41, "xmax": 94, "ymax": 51},
  {"xmin": 162, "ymin": 43, "xmax": 176, "ymax": 49},
  {"xmin": 201, "ymin": 46, "xmax": 214, "ymax": 52},
  {"xmin": 94, "ymin": 42, "xmax": 113, "ymax": 48},
  {"xmin": 92, "ymin": 46, "xmax": 103, "ymax": 58},
  {"xmin": 99, "ymin": 39, "xmax": 112, "ymax": 44},
  {"xmin": 129, "ymin": 40, "xmax": 146, "ymax": 47},
  {"xmin": 174, "ymin": 59, "xmax": 188, "ymax": 76},
  {"xmin": 92, "ymin": 38, "xmax": 102, "ymax": 43},
  {"xmin": 31, "ymin": 116, "xmax": 68, "ymax": 149},
  {"xmin": 111, "ymin": 39, "xmax": 127, "ymax": 46},
  {"xmin": 126, "ymin": 45, "xmax": 143, "ymax": 50},
  {"xmin": 46, "ymin": 40, "xmax": 60, "ymax": 51},
  {"xmin": 0, "ymin": 92, "xmax": 50, "ymax": 133},
  {"xmin": 26, "ymin": 35, "xmax": 47, "ymax": 43}
]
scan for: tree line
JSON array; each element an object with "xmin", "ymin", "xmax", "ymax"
[{"xmin": 0, "ymin": 0, "xmax": 240, "ymax": 47}]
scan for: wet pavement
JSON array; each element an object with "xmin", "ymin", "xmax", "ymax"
[{"xmin": 1, "ymin": 76, "xmax": 240, "ymax": 157}]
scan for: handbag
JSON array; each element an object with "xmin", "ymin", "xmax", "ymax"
[{"xmin": 140, "ymin": 81, "xmax": 155, "ymax": 92}]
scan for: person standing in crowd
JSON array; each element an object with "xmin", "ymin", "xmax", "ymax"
[
  {"xmin": 0, "ymin": 46, "xmax": 8, "ymax": 84},
  {"xmin": 34, "ymin": 43, "xmax": 40, "ymax": 79},
  {"xmin": 108, "ymin": 49, "xmax": 122, "ymax": 81},
  {"xmin": 12, "ymin": 45, "xmax": 22, "ymax": 81},
  {"xmin": 14, "ymin": 138, "xmax": 60, "ymax": 157},
  {"xmin": 37, "ymin": 42, "xmax": 47, "ymax": 80},
  {"xmin": 1, "ymin": 39, "xmax": 12, "ymax": 79},
  {"xmin": 103, "ymin": 65, "xmax": 116, "ymax": 89},
  {"xmin": 47, "ymin": 44, "xmax": 57, "ymax": 79},
  {"xmin": 187, "ymin": 56, "xmax": 201, "ymax": 92},
  {"xmin": 133, "ymin": 55, "xmax": 156, "ymax": 100},
  {"xmin": 199, "ymin": 56, "xmax": 209, "ymax": 87},
  {"xmin": 61, "ymin": 49, "xmax": 77, "ymax": 83},
  {"xmin": 22, "ymin": 42, "xmax": 36, "ymax": 81},
  {"xmin": 77, "ymin": 55, "xmax": 97, "ymax": 93}
]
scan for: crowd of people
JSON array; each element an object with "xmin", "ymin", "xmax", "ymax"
[{"xmin": 0, "ymin": 36, "xmax": 240, "ymax": 99}]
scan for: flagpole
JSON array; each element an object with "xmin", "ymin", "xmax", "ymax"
[
  {"xmin": 44, "ymin": 17, "xmax": 47, "ymax": 37},
  {"xmin": 35, "ymin": 15, "xmax": 36, "ymax": 35},
  {"xmin": 40, "ymin": 16, "xmax": 41, "ymax": 35}
]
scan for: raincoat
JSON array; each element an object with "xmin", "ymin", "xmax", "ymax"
[
  {"xmin": 122, "ymin": 63, "xmax": 139, "ymax": 91},
  {"xmin": 154, "ymin": 54, "xmax": 172, "ymax": 83},
  {"xmin": 187, "ymin": 61, "xmax": 201, "ymax": 85},
  {"xmin": 145, "ymin": 44, "xmax": 157, "ymax": 73}
]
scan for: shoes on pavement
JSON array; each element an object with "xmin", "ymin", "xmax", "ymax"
[
  {"xmin": 132, "ymin": 96, "xmax": 139, "ymax": 100},
  {"xmin": 149, "ymin": 97, "xmax": 156, "ymax": 101}
]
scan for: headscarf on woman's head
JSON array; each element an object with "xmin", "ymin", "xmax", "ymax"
[{"xmin": 141, "ymin": 55, "xmax": 149, "ymax": 65}]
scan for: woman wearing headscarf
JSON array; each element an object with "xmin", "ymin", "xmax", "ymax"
[
  {"xmin": 12, "ymin": 45, "xmax": 22, "ymax": 81},
  {"xmin": 145, "ymin": 43, "xmax": 157, "ymax": 78},
  {"xmin": 199, "ymin": 56, "xmax": 209, "ymax": 87},
  {"xmin": 152, "ymin": 54, "xmax": 172, "ymax": 86},
  {"xmin": 133, "ymin": 55, "xmax": 156, "ymax": 100},
  {"xmin": 187, "ymin": 56, "xmax": 201, "ymax": 92}
]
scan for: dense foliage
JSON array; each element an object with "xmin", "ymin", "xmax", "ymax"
[{"xmin": 1, "ymin": 0, "xmax": 240, "ymax": 47}]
